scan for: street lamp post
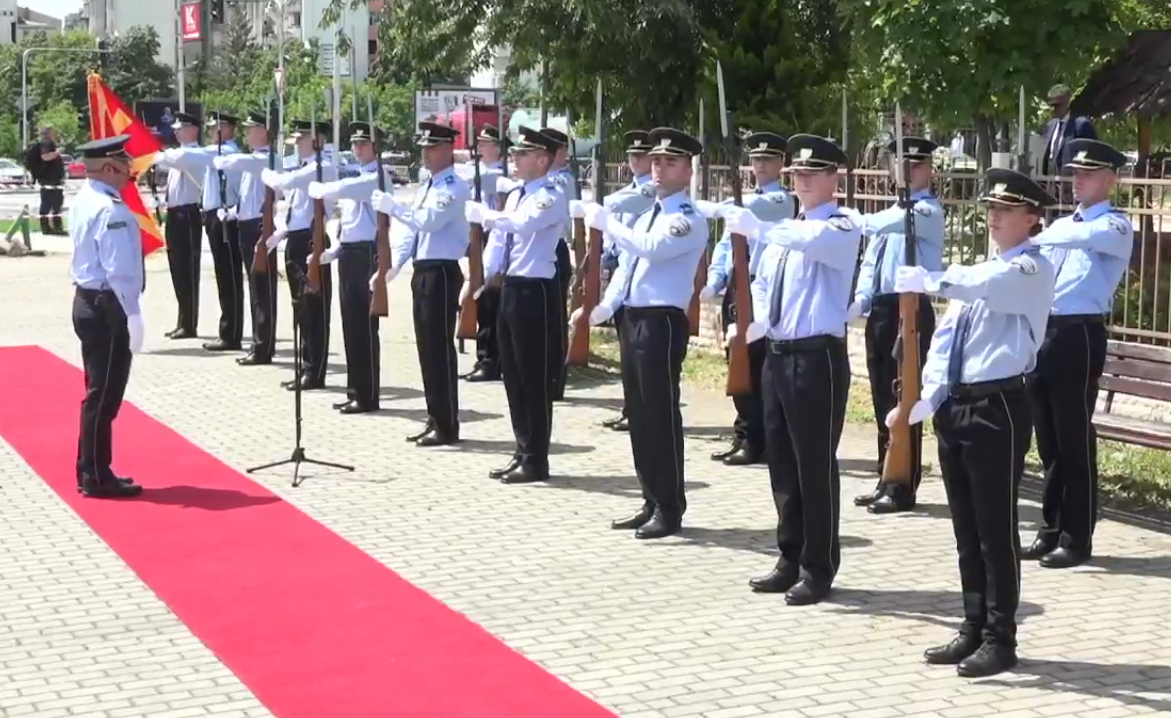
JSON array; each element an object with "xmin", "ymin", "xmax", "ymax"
[{"xmin": 21, "ymin": 46, "xmax": 112, "ymax": 151}]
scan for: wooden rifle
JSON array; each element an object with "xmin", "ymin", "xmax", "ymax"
[
  {"xmin": 254, "ymin": 97, "xmax": 277, "ymax": 274},
  {"xmin": 215, "ymin": 109, "xmax": 231, "ymax": 270},
  {"xmin": 369, "ymin": 93, "xmax": 391, "ymax": 317},
  {"xmin": 566, "ymin": 106, "xmax": 587, "ymax": 313},
  {"xmin": 306, "ymin": 104, "xmax": 326, "ymax": 293},
  {"xmin": 716, "ymin": 61, "xmax": 753, "ymax": 397},
  {"xmin": 687, "ymin": 98, "xmax": 707, "ymax": 336},
  {"xmin": 457, "ymin": 97, "xmax": 484, "ymax": 338},
  {"xmin": 881, "ymin": 101, "xmax": 920, "ymax": 488},
  {"xmin": 567, "ymin": 80, "xmax": 604, "ymax": 367}
]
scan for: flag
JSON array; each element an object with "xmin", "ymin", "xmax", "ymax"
[{"xmin": 86, "ymin": 72, "xmax": 165, "ymax": 256}]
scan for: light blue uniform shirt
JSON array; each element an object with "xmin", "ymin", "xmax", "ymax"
[
  {"xmin": 214, "ymin": 147, "xmax": 271, "ymax": 221},
  {"xmin": 163, "ymin": 141, "xmax": 241, "ymax": 210},
  {"xmin": 1035, "ymin": 200, "xmax": 1134, "ymax": 316},
  {"xmin": 69, "ymin": 179, "xmax": 144, "ymax": 317},
  {"xmin": 854, "ymin": 190, "xmax": 945, "ymax": 313},
  {"xmin": 272, "ymin": 157, "xmax": 339, "ymax": 232},
  {"xmin": 705, "ymin": 181, "xmax": 795, "ymax": 293},
  {"xmin": 157, "ymin": 142, "xmax": 203, "ymax": 207},
  {"xmin": 456, "ymin": 159, "xmax": 505, "ymax": 210},
  {"xmin": 549, "ymin": 165, "xmax": 578, "ymax": 241},
  {"xmin": 919, "ymin": 242, "xmax": 1056, "ymax": 411},
  {"xmin": 387, "ymin": 165, "xmax": 470, "ymax": 267},
  {"xmin": 483, "ymin": 176, "xmax": 566, "ymax": 279},
  {"xmin": 317, "ymin": 160, "xmax": 384, "ymax": 242},
  {"xmin": 601, "ymin": 173, "xmax": 655, "ymax": 262},
  {"xmin": 599, "ymin": 190, "xmax": 709, "ymax": 312},
  {"xmin": 750, "ymin": 201, "xmax": 863, "ymax": 340}
]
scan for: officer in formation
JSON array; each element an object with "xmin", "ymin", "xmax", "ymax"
[
  {"xmin": 458, "ymin": 124, "xmax": 508, "ymax": 383},
  {"xmin": 302, "ymin": 122, "xmax": 389, "ymax": 414},
  {"xmin": 895, "ymin": 168, "xmax": 1056, "ymax": 678},
  {"xmin": 725, "ymin": 134, "xmax": 860, "ymax": 605},
  {"xmin": 371, "ymin": 121, "xmax": 469, "ymax": 445},
  {"xmin": 466, "ymin": 126, "xmax": 567, "ymax": 484},
  {"xmin": 261, "ymin": 119, "xmax": 337, "ymax": 391},
  {"xmin": 592, "ymin": 130, "xmax": 656, "ymax": 432},
  {"xmin": 539, "ymin": 127, "xmax": 576, "ymax": 401},
  {"xmin": 203, "ymin": 112, "xmax": 246, "ymax": 353},
  {"xmin": 579, "ymin": 127, "xmax": 709, "ymax": 540},
  {"xmin": 153, "ymin": 112, "xmax": 205, "ymax": 339},
  {"xmin": 1025, "ymin": 139, "xmax": 1133, "ymax": 569},
  {"xmin": 69, "ymin": 135, "xmax": 144, "ymax": 499},
  {"xmin": 698, "ymin": 132, "xmax": 795, "ymax": 467},
  {"xmin": 212, "ymin": 111, "xmax": 279, "ymax": 366},
  {"xmin": 850, "ymin": 137, "xmax": 944, "ymax": 514}
]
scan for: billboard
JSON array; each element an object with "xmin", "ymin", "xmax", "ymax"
[
  {"xmin": 180, "ymin": 2, "xmax": 202, "ymax": 42},
  {"xmin": 134, "ymin": 100, "xmax": 204, "ymax": 148},
  {"xmin": 414, "ymin": 88, "xmax": 499, "ymax": 128}
]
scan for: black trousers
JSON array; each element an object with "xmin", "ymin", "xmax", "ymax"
[
  {"xmin": 1029, "ymin": 320, "xmax": 1107, "ymax": 550},
  {"xmin": 621, "ymin": 306, "xmax": 689, "ymax": 517},
  {"xmin": 284, "ymin": 229, "xmax": 333, "ymax": 384},
  {"xmin": 934, "ymin": 385, "xmax": 1031, "ymax": 646},
  {"xmin": 203, "ymin": 211, "xmax": 244, "ymax": 345},
  {"xmin": 551, "ymin": 239, "xmax": 572, "ymax": 398},
  {"xmin": 338, "ymin": 241, "xmax": 381, "ymax": 408},
  {"xmin": 762, "ymin": 336, "xmax": 850, "ymax": 585},
  {"xmin": 39, "ymin": 186, "xmax": 64, "ymax": 231},
  {"xmin": 166, "ymin": 204, "xmax": 203, "ymax": 333},
  {"xmin": 721, "ymin": 285, "xmax": 765, "ymax": 451},
  {"xmin": 474, "ymin": 285, "xmax": 501, "ymax": 373},
  {"xmin": 499, "ymin": 276, "xmax": 560, "ymax": 466},
  {"xmin": 72, "ymin": 288, "xmax": 132, "ymax": 484},
  {"xmin": 613, "ymin": 306, "xmax": 627, "ymax": 418},
  {"xmin": 412, "ymin": 260, "xmax": 463, "ymax": 436},
  {"xmin": 865, "ymin": 294, "xmax": 936, "ymax": 484},
  {"xmin": 235, "ymin": 218, "xmax": 278, "ymax": 361}
]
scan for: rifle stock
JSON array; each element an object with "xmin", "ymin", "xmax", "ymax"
[
  {"xmin": 368, "ymin": 94, "xmax": 390, "ymax": 317},
  {"xmin": 566, "ymin": 223, "xmax": 601, "ymax": 367},
  {"xmin": 457, "ymin": 101, "xmax": 483, "ymax": 339},
  {"xmin": 254, "ymin": 118, "xmax": 276, "ymax": 275},
  {"xmin": 306, "ymin": 116, "xmax": 325, "ymax": 293},
  {"xmin": 724, "ymin": 159, "xmax": 753, "ymax": 397}
]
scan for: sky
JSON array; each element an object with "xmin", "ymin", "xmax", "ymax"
[{"xmin": 38, "ymin": 0, "xmax": 83, "ymax": 21}]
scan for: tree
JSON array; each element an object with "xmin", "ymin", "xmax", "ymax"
[{"xmin": 35, "ymin": 101, "xmax": 84, "ymax": 149}]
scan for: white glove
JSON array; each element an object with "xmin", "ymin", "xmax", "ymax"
[
  {"xmin": 726, "ymin": 322, "xmax": 739, "ymax": 342},
  {"xmin": 368, "ymin": 264, "xmax": 401, "ymax": 291},
  {"xmin": 308, "ymin": 181, "xmax": 328, "ymax": 200},
  {"xmin": 321, "ymin": 245, "xmax": 340, "ymax": 264},
  {"xmin": 458, "ymin": 280, "xmax": 471, "ymax": 306},
  {"xmin": 894, "ymin": 266, "xmax": 929, "ymax": 294},
  {"xmin": 473, "ymin": 285, "xmax": 486, "ymax": 301},
  {"xmin": 585, "ymin": 204, "xmax": 611, "ymax": 232},
  {"xmin": 699, "ymin": 284, "xmax": 718, "ymax": 303},
  {"xmin": 371, "ymin": 189, "xmax": 396, "ymax": 215},
  {"xmin": 885, "ymin": 400, "xmax": 934, "ymax": 427},
  {"xmin": 465, "ymin": 201, "xmax": 487, "ymax": 224},
  {"xmin": 694, "ymin": 199, "xmax": 722, "ymax": 218},
  {"xmin": 727, "ymin": 207, "xmax": 762, "ymax": 237},
  {"xmin": 745, "ymin": 321, "xmax": 768, "ymax": 344},
  {"xmin": 569, "ymin": 199, "xmax": 587, "ymax": 219},
  {"xmin": 216, "ymin": 208, "xmax": 227, "ymax": 221},
  {"xmin": 161, "ymin": 149, "xmax": 182, "ymax": 165},
  {"xmin": 226, "ymin": 207, "xmax": 237, "ymax": 221},
  {"xmin": 127, "ymin": 314, "xmax": 145, "ymax": 354},
  {"xmin": 589, "ymin": 305, "xmax": 613, "ymax": 326},
  {"xmin": 264, "ymin": 230, "xmax": 286, "ymax": 251},
  {"xmin": 846, "ymin": 301, "xmax": 864, "ymax": 322},
  {"xmin": 212, "ymin": 155, "xmax": 231, "ymax": 171},
  {"xmin": 569, "ymin": 306, "xmax": 583, "ymax": 327},
  {"xmin": 261, "ymin": 168, "xmax": 283, "ymax": 189}
]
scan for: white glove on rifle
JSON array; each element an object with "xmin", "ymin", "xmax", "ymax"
[
  {"xmin": 726, "ymin": 207, "xmax": 762, "ymax": 238},
  {"xmin": 216, "ymin": 208, "xmax": 227, "ymax": 221},
  {"xmin": 745, "ymin": 321, "xmax": 768, "ymax": 344},
  {"xmin": 264, "ymin": 228, "xmax": 287, "ymax": 251},
  {"xmin": 584, "ymin": 204, "xmax": 611, "ymax": 232},
  {"xmin": 569, "ymin": 199, "xmax": 588, "ymax": 219},
  {"xmin": 699, "ymin": 284, "xmax": 718, "ymax": 303},
  {"xmin": 726, "ymin": 322, "xmax": 740, "ymax": 343},
  {"xmin": 846, "ymin": 301, "xmax": 864, "ymax": 322},
  {"xmin": 308, "ymin": 181, "xmax": 329, "ymax": 200},
  {"xmin": 465, "ymin": 201, "xmax": 488, "ymax": 224},
  {"xmin": 886, "ymin": 400, "xmax": 933, "ymax": 427},
  {"xmin": 458, "ymin": 280, "xmax": 471, "ymax": 306},
  {"xmin": 212, "ymin": 155, "xmax": 232, "ymax": 171},
  {"xmin": 589, "ymin": 305, "xmax": 613, "ymax": 326},
  {"xmin": 261, "ymin": 168, "xmax": 283, "ymax": 189},
  {"xmin": 368, "ymin": 264, "xmax": 401, "ymax": 292},
  {"xmin": 371, "ymin": 189, "xmax": 396, "ymax": 215},
  {"xmin": 127, "ymin": 314, "xmax": 145, "ymax": 354},
  {"xmin": 569, "ymin": 306, "xmax": 583, "ymax": 328},
  {"xmin": 693, "ymin": 199, "xmax": 722, "ymax": 219},
  {"xmin": 894, "ymin": 266, "xmax": 930, "ymax": 294},
  {"xmin": 321, "ymin": 245, "xmax": 340, "ymax": 264}
]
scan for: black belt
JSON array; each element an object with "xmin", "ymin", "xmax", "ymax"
[
  {"xmin": 1048, "ymin": 314, "xmax": 1105, "ymax": 329},
  {"xmin": 503, "ymin": 274, "xmax": 556, "ymax": 285},
  {"xmin": 625, "ymin": 305, "xmax": 686, "ymax": 316},
  {"xmin": 75, "ymin": 286, "xmax": 114, "ymax": 299},
  {"xmin": 415, "ymin": 259, "xmax": 459, "ymax": 269},
  {"xmin": 169, "ymin": 203, "xmax": 200, "ymax": 211},
  {"xmin": 950, "ymin": 375, "xmax": 1026, "ymax": 399},
  {"xmin": 768, "ymin": 335, "xmax": 844, "ymax": 354},
  {"xmin": 340, "ymin": 240, "xmax": 376, "ymax": 247}
]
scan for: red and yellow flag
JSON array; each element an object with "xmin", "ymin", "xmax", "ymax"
[{"xmin": 86, "ymin": 72, "xmax": 165, "ymax": 256}]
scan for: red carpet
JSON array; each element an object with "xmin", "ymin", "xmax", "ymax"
[{"xmin": 0, "ymin": 345, "xmax": 617, "ymax": 718}]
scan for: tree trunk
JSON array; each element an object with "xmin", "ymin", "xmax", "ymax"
[{"xmin": 973, "ymin": 113, "xmax": 993, "ymax": 170}]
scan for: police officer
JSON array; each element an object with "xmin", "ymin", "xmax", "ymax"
[
  {"xmin": 151, "ymin": 112, "xmax": 204, "ymax": 339},
  {"xmin": 213, "ymin": 111, "xmax": 278, "ymax": 366},
  {"xmin": 261, "ymin": 119, "xmax": 337, "ymax": 391},
  {"xmin": 34, "ymin": 125, "xmax": 67, "ymax": 235},
  {"xmin": 850, "ymin": 137, "xmax": 944, "ymax": 513},
  {"xmin": 577, "ymin": 127, "xmax": 709, "ymax": 539},
  {"xmin": 308, "ymin": 122, "xmax": 388, "ymax": 414},
  {"xmin": 465, "ymin": 126, "xmax": 566, "ymax": 483},
  {"xmin": 539, "ymin": 127, "xmax": 576, "ymax": 401},
  {"xmin": 895, "ymin": 168, "xmax": 1055, "ymax": 678},
  {"xmin": 726, "ymin": 134, "xmax": 861, "ymax": 604},
  {"xmin": 1025, "ymin": 139, "xmax": 1133, "ymax": 569},
  {"xmin": 698, "ymin": 132, "xmax": 795, "ymax": 466},
  {"xmin": 203, "ymin": 111, "xmax": 245, "ymax": 352},
  {"xmin": 371, "ymin": 121, "xmax": 469, "ymax": 445},
  {"xmin": 590, "ymin": 130, "xmax": 656, "ymax": 432},
  {"xmin": 69, "ymin": 135, "xmax": 145, "ymax": 499}
]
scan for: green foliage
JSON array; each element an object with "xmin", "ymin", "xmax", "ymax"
[
  {"xmin": 36, "ymin": 101, "xmax": 84, "ymax": 148},
  {"xmin": 501, "ymin": 75, "xmax": 540, "ymax": 109}
]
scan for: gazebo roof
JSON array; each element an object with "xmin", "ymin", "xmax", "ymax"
[{"xmin": 1071, "ymin": 30, "xmax": 1171, "ymax": 118}]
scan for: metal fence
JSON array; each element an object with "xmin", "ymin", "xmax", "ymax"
[{"xmin": 596, "ymin": 160, "xmax": 1171, "ymax": 346}]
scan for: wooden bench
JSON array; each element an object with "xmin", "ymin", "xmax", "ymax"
[{"xmin": 1096, "ymin": 340, "xmax": 1171, "ymax": 450}]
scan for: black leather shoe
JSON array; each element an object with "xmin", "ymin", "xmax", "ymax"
[
  {"xmin": 499, "ymin": 462, "xmax": 548, "ymax": 484},
  {"xmin": 601, "ymin": 414, "xmax": 627, "ymax": 429},
  {"xmin": 333, "ymin": 398, "xmax": 354, "ymax": 410},
  {"xmin": 285, "ymin": 375, "xmax": 324, "ymax": 391},
  {"xmin": 611, "ymin": 504, "xmax": 654, "ymax": 530},
  {"xmin": 924, "ymin": 633, "xmax": 982, "ymax": 665},
  {"xmin": 634, "ymin": 510, "xmax": 681, "ymax": 539},
  {"xmin": 406, "ymin": 423, "xmax": 434, "ymax": 443},
  {"xmin": 169, "ymin": 329, "xmax": 197, "ymax": 340},
  {"xmin": 610, "ymin": 417, "xmax": 629, "ymax": 432},
  {"xmin": 868, "ymin": 484, "xmax": 916, "ymax": 514},
  {"xmin": 165, "ymin": 327, "xmax": 182, "ymax": 338},
  {"xmin": 237, "ymin": 354, "xmax": 271, "ymax": 366},
  {"xmin": 81, "ymin": 477, "xmax": 143, "ymax": 498},
  {"xmin": 340, "ymin": 401, "xmax": 378, "ymax": 415},
  {"xmin": 723, "ymin": 445, "xmax": 764, "ymax": 466},
  {"xmin": 1022, "ymin": 537, "xmax": 1058, "ymax": 561},
  {"xmin": 465, "ymin": 366, "xmax": 501, "ymax": 382},
  {"xmin": 489, "ymin": 457, "xmax": 521, "ymax": 479},
  {"xmin": 854, "ymin": 484, "xmax": 884, "ymax": 507},
  {"xmin": 203, "ymin": 339, "xmax": 242, "ymax": 352},
  {"xmin": 957, "ymin": 642, "xmax": 1018, "ymax": 678},
  {"xmin": 710, "ymin": 442, "xmax": 741, "ymax": 462},
  {"xmin": 77, "ymin": 476, "xmax": 135, "ymax": 494},
  {"xmin": 417, "ymin": 431, "xmax": 459, "ymax": 447},
  {"xmin": 784, "ymin": 578, "xmax": 830, "ymax": 605},
  {"xmin": 1039, "ymin": 546, "xmax": 1091, "ymax": 569},
  {"xmin": 748, "ymin": 565, "xmax": 798, "ymax": 593}
]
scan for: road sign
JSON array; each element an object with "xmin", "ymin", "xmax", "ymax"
[{"xmin": 317, "ymin": 43, "xmax": 351, "ymax": 78}]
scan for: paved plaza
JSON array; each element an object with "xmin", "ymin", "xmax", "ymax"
[{"xmin": 2, "ymin": 230, "xmax": 1171, "ymax": 718}]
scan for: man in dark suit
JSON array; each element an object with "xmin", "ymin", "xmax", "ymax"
[{"xmin": 1042, "ymin": 84, "xmax": 1097, "ymax": 176}]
